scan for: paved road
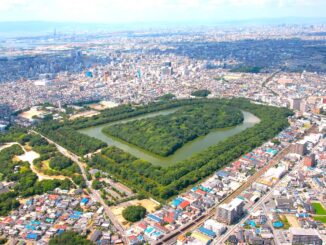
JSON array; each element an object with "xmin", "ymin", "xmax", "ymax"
[{"xmin": 31, "ymin": 130, "xmax": 127, "ymax": 242}]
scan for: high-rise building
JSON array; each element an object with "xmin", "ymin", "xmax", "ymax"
[
  {"xmin": 163, "ymin": 61, "xmax": 172, "ymax": 67},
  {"xmin": 216, "ymin": 197, "xmax": 244, "ymax": 225},
  {"xmin": 290, "ymin": 143, "xmax": 307, "ymax": 156},
  {"xmin": 299, "ymin": 100, "xmax": 307, "ymax": 112},
  {"xmin": 161, "ymin": 66, "xmax": 173, "ymax": 76},
  {"xmin": 290, "ymin": 228, "xmax": 322, "ymax": 245},
  {"xmin": 290, "ymin": 98, "xmax": 303, "ymax": 111}
]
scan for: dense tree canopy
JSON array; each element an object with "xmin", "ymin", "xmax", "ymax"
[
  {"xmin": 122, "ymin": 205, "xmax": 147, "ymax": 222},
  {"xmin": 0, "ymin": 144, "xmax": 72, "ymax": 215},
  {"xmin": 49, "ymin": 155, "xmax": 73, "ymax": 170},
  {"xmin": 49, "ymin": 231, "xmax": 94, "ymax": 245},
  {"xmin": 230, "ymin": 66, "xmax": 262, "ymax": 73},
  {"xmin": 37, "ymin": 126, "xmax": 107, "ymax": 156},
  {"xmin": 103, "ymin": 104, "xmax": 243, "ymax": 156},
  {"xmin": 157, "ymin": 93, "xmax": 176, "ymax": 101},
  {"xmin": 191, "ymin": 89, "xmax": 211, "ymax": 97},
  {"xmin": 87, "ymin": 98, "xmax": 293, "ymax": 200}
]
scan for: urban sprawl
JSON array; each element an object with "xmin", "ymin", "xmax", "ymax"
[{"xmin": 0, "ymin": 25, "xmax": 325, "ymax": 245}]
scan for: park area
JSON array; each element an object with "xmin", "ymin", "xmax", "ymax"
[
  {"xmin": 312, "ymin": 202, "xmax": 326, "ymax": 224},
  {"xmin": 111, "ymin": 199, "xmax": 159, "ymax": 228}
]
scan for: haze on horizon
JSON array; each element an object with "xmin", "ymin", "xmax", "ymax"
[{"xmin": 0, "ymin": 0, "xmax": 326, "ymax": 24}]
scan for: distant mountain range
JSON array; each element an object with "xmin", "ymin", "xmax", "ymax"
[{"xmin": 0, "ymin": 17, "xmax": 326, "ymax": 37}]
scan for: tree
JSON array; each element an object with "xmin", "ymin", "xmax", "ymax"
[
  {"xmin": 49, "ymin": 231, "xmax": 94, "ymax": 245},
  {"xmin": 103, "ymin": 104, "xmax": 243, "ymax": 156},
  {"xmin": 157, "ymin": 93, "xmax": 176, "ymax": 101},
  {"xmin": 92, "ymin": 180, "xmax": 102, "ymax": 190},
  {"xmin": 49, "ymin": 155, "xmax": 73, "ymax": 170},
  {"xmin": 191, "ymin": 89, "xmax": 211, "ymax": 97},
  {"xmin": 122, "ymin": 205, "xmax": 147, "ymax": 222}
]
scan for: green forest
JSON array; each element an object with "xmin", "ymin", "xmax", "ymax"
[
  {"xmin": 0, "ymin": 98, "xmax": 293, "ymax": 204},
  {"xmin": 37, "ymin": 126, "xmax": 107, "ymax": 156},
  {"xmin": 103, "ymin": 104, "xmax": 243, "ymax": 156},
  {"xmin": 0, "ymin": 144, "xmax": 72, "ymax": 215},
  {"xmin": 86, "ymin": 98, "xmax": 293, "ymax": 201}
]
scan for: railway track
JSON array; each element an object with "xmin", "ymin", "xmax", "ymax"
[{"xmin": 157, "ymin": 124, "xmax": 317, "ymax": 244}]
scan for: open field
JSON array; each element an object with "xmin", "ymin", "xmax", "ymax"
[
  {"xmin": 285, "ymin": 215, "xmax": 300, "ymax": 228},
  {"xmin": 111, "ymin": 199, "xmax": 159, "ymax": 228},
  {"xmin": 313, "ymin": 215, "xmax": 326, "ymax": 224},
  {"xmin": 312, "ymin": 202, "xmax": 326, "ymax": 215},
  {"xmin": 19, "ymin": 107, "xmax": 46, "ymax": 120},
  {"xmin": 89, "ymin": 101, "xmax": 119, "ymax": 111},
  {"xmin": 69, "ymin": 110, "xmax": 100, "ymax": 120}
]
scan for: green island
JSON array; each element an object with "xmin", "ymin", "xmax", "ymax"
[
  {"xmin": 103, "ymin": 104, "xmax": 244, "ymax": 157},
  {"xmin": 33, "ymin": 98, "xmax": 293, "ymax": 201}
]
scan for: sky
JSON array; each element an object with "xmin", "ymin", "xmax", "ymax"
[{"xmin": 0, "ymin": 0, "xmax": 326, "ymax": 24}]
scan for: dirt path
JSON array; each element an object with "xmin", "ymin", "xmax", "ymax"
[{"xmin": 12, "ymin": 143, "xmax": 71, "ymax": 181}]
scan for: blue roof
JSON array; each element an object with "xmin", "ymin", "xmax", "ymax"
[
  {"xmin": 296, "ymin": 213, "xmax": 309, "ymax": 218},
  {"xmin": 247, "ymin": 220, "xmax": 256, "ymax": 228},
  {"xmin": 145, "ymin": 226, "xmax": 154, "ymax": 234},
  {"xmin": 80, "ymin": 198, "xmax": 89, "ymax": 204},
  {"xmin": 273, "ymin": 221, "xmax": 284, "ymax": 228},
  {"xmin": 69, "ymin": 214, "xmax": 80, "ymax": 219},
  {"xmin": 137, "ymin": 235, "xmax": 144, "ymax": 241},
  {"xmin": 25, "ymin": 225, "xmax": 37, "ymax": 230},
  {"xmin": 216, "ymin": 170, "xmax": 229, "ymax": 178},
  {"xmin": 266, "ymin": 149, "xmax": 278, "ymax": 155},
  {"xmin": 27, "ymin": 233, "xmax": 38, "ymax": 240},
  {"xmin": 198, "ymin": 226, "xmax": 216, "ymax": 238},
  {"xmin": 171, "ymin": 198, "xmax": 184, "ymax": 207},
  {"xmin": 147, "ymin": 214, "xmax": 162, "ymax": 223},
  {"xmin": 199, "ymin": 186, "xmax": 211, "ymax": 193},
  {"xmin": 85, "ymin": 71, "xmax": 93, "ymax": 77}
]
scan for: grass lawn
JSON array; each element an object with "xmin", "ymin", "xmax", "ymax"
[
  {"xmin": 312, "ymin": 202, "xmax": 326, "ymax": 215},
  {"xmin": 313, "ymin": 215, "xmax": 326, "ymax": 224}
]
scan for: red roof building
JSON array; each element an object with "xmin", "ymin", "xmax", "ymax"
[
  {"xmin": 163, "ymin": 211, "xmax": 175, "ymax": 224},
  {"xmin": 179, "ymin": 200, "xmax": 190, "ymax": 209}
]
